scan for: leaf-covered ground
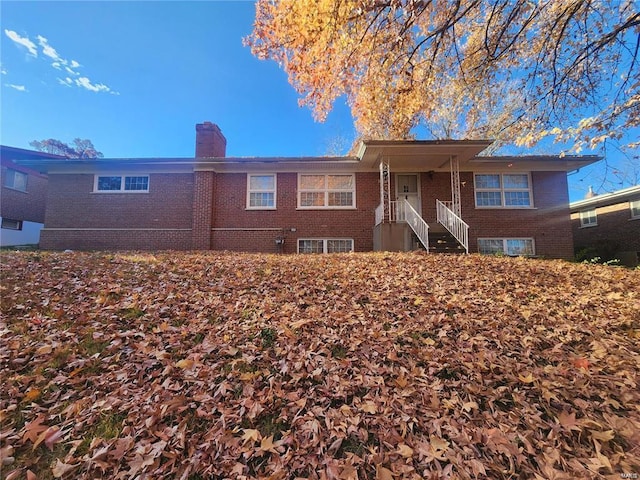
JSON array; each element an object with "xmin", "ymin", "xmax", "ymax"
[{"xmin": 1, "ymin": 251, "xmax": 639, "ymax": 480}]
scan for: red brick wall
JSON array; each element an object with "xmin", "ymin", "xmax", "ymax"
[
  {"xmin": 40, "ymin": 173, "xmax": 194, "ymax": 250},
  {"xmin": 210, "ymin": 172, "xmax": 379, "ymax": 253},
  {"xmin": 192, "ymin": 171, "xmax": 214, "ymax": 249},
  {"xmin": 572, "ymin": 201, "xmax": 640, "ymax": 254},
  {"xmin": 1, "ymin": 164, "xmax": 48, "ymax": 223},
  {"xmin": 40, "ymin": 229, "xmax": 192, "ymax": 251},
  {"xmin": 37, "ymin": 168, "xmax": 574, "ymax": 257},
  {"xmin": 415, "ymin": 171, "xmax": 573, "ymax": 259}
]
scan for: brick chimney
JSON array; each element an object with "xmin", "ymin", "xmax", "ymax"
[{"xmin": 195, "ymin": 121, "xmax": 226, "ymax": 158}]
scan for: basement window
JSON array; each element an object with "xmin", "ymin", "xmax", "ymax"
[
  {"xmin": 1, "ymin": 218, "xmax": 23, "ymax": 230},
  {"xmin": 94, "ymin": 175, "xmax": 149, "ymax": 192},
  {"xmin": 298, "ymin": 238, "xmax": 354, "ymax": 253},
  {"xmin": 478, "ymin": 238, "xmax": 535, "ymax": 256}
]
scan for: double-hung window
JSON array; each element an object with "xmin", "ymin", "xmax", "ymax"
[
  {"xmin": 4, "ymin": 168, "xmax": 28, "ymax": 192},
  {"xmin": 247, "ymin": 174, "xmax": 276, "ymax": 209},
  {"xmin": 298, "ymin": 174, "xmax": 355, "ymax": 208},
  {"xmin": 630, "ymin": 199, "xmax": 640, "ymax": 219},
  {"xmin": 94, "ymin": 175, "xmax": 149, "ymax": 192},
  {"xmin": 478, "ymin": 238, "xmax": 535, "ymax": 256},
  {"xmin": 579, "ymin": 208, "xmax": 597, "ymax": 227},
  {"xmin": 475, "ymin": 173, "xmax": 532, "ymax": 208},
  {"xmin": 298, "ymin": 238, "xmax": 354, "ymax": 253}
]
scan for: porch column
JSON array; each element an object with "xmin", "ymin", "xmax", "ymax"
[
  {"xmin": 380, "ymin": 159, "xmax": 391, "ymax": 222},
  {"xmin": 450, "ymin": 155, "xmax": 461, "ymax": 216}
]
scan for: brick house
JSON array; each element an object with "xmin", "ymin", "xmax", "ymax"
[
  {"xmin": 0, "ymin": 146, "xmax": 64, "ymax": 247},
  {"xmin": 570, "ymin": 185, "xmax": 640, "ymax": 266},
  {"xmin": 17, "ymin": 122, "xmax": 600, "ymax": 258}
]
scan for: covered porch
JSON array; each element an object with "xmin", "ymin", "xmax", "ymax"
[{"xmin": 356, "ymin": 139, "xmax": 492, "ymax": 253}]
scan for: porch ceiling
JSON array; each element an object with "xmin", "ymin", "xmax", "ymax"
[{"xmin": 356, "ymin": 139, "xmax": 493, "ymax": 171}]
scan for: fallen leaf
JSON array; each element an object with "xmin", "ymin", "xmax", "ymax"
[
  {"xmin": 590, "ymin": 430, "xmax": 615, "ymax": 442},
  {"xmin": 241, "ymin": 429, "xmax": 260, "ymax": 444},
  {"xmin": 397, "ymin": 443, "xmax": 413, "ymax": 458},
  {"xmin": 23, "ymin": 389, "xmax": 42, "ymax": 403},
  {"xmin": 23, "ymin": 416, "xmax": 48, "ymax": 443},
  {"xmin": 52, "ymin": 459, "xmax": 79, "ymax": 478},
  {"xmin": 258, "ymin": 435, "xmax": 278, "ymax": 455},
  {"xmin": 572, "ymin": 357, "xmax": 590, "ymax": 370},
  {"xmin": 360, "ymin": 400, "xmax": 377, "ymax": 414},
  {"xmin": 176, "ymin": 359, "xmax": 195, "ymax": 369},
  {"xmin": 376, "ymin": 465, "xmax": 394, "ymax": 480}
]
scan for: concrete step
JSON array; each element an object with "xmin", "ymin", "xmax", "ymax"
[{"xmin": 429, "ymin": 231, "xmax": 466, "ymax": 254}]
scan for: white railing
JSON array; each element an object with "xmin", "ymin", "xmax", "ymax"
[
  {"xmin": 389, "ymin": 201, "xmax": 399, "ymax": 222},
  {"xmin": 436, "ymin": 199, "xmax": 469, "ymax": 254},
  {"xmin": 374, "ymin": 200, "xmax": 430, "ymax": 252},
  {"xmin": 375, "ymin": 201, "xmax": 400, "ymax": 225},
  {"xmin": 403, "ymin": 200, "xmax": 429, "ymax": 252}
]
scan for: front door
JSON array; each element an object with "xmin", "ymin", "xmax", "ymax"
[{"xmin": 396, "ymin": 174, "xmax": 421, "ymax": 221}]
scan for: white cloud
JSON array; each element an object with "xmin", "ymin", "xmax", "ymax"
[
  {"xmin": 1, "ymin": 65, "xmax": 7, "ymax": 75},
  {"xmin": 57, "ymin": 77, "xmax": 73, "ymax": 87},
  {"xmin": 36, "ymin": 35, "xmax": 61, "ymax": 61},
  {"xmin": 65, "ymin": 65, "xmax": 79, "ymax": 76},
  {"xmin": 5, "ymin": 83, "xmax": 27, "ymax": 92},
  {"xmin": 4, "ymin": 29, "xmax": 37, "ymax": 57},
  {"xmin": 5, "ymin": 29, "xmax": 118, "ymax": 95},
  {"xmin": 75, "ymin": 76, "xmax": 117, "ymax": 94}
]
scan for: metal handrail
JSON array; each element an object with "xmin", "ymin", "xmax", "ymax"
[
  {"xmin": 375, "ymin": 200, "xmax": 430, "ymax": 252},
  {"xmin": 436, "ymin": 199, "xmax": 469, "ymax": 254},
  {"xmin": 403, "ymin": 200, "xmax": 429, "ymax": 252}
]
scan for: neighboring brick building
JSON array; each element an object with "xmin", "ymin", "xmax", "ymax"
[
  {"xmin": 570, "ymin": 185, "xmax": 640, "ymax": 266},
  {"xmin": 18, "ymin": 122, "xmax": 601, "ymax": 258},
  {"xmin": 0, "ymin": 146, "xmax": 64, "ymax": 247}
]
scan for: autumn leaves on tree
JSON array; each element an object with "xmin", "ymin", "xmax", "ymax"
[{"xmin": 246, "ymin": 0, "xmax": 639, "ymax": 152}]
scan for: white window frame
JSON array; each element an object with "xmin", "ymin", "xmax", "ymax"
[
  {"xmin": 297, "ymin": 173, "xmax": 356, "ymax": 209},
  {"xmin": 630, "ymin": 199, "xmax": 640, "ymax": 219},
  {"xmin": 474, "ymin": 173, "xmax": 533, "ymax": 208},
  {"xmin": 298, "ymin": 238, "xmax": 354, "ymax": 254},
  {"xmin": 93, "ymin": 175, "xmax": 149, "ymax": 193},
  {"xmin": 579, "ymin": 208, "xmax": 597, "ymax": 227},
  {"xmin": 246, "ymin": 173, "xmax": 277, "ymax": 210},
  {"xmin": 1, "ymin": 218, "xmax": 23, "ymax": 230},
  {"xmin": 4, "ymin": 168, "xmax": 28, "ymax": 192},
  {"xmin": 477, "ymin": 238, "xmax": 535, "ymax": 256}
]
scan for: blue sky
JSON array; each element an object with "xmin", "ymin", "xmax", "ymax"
[
  {"xmin": 1, "ymin": 1, "xmax": 636, "ymax": 201},
  {"xmin": 2, "ymin": 1, "xmax": 356, "ymax": 159}
]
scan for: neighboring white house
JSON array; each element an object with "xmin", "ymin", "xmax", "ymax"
[{"xmin": 1, "ymin": 146, "xmax": 63, "ymax": 247}]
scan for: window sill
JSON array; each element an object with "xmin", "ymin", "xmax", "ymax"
[
  {"xmin": 474, "ymin": 206, "xmax": 536, "ymax": 210},
  {"xmin": 91, "ymin": 191, "xmax": 149, "ymax": 194},
  {"xmin": 246, "ymin": 207, "xmax": 277, "ymax": 211},
  {"xmin": 296, "ymin": 207, "xmax": 357, "ymax": 210},
  {"xmin": 579, "ymin": 224, "xmax": 598, "ymax": 228},
  {"xmin": 3, "ymin": 186, "xmax": 28, "ymax": 193}
]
